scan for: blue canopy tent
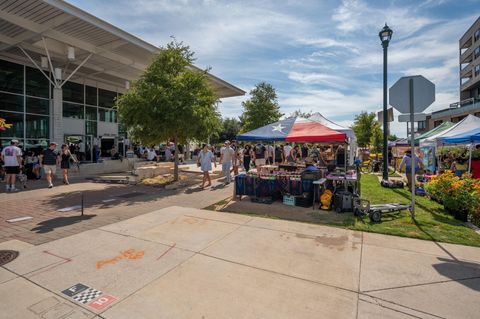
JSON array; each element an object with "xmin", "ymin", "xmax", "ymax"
[{"xmin": 442, "ymin": 126, "xmax": 480, "ymax": 173}]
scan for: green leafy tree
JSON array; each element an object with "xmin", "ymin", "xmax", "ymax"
[
  {"xmin": 215, "ymin": 117, "xmax": 241, "ymax": 143},
  {"xmin": 388, "ymin": 134, "xmax": 398, "ymax": 141},
  {"xmin": 352, "ymin": 111, "xmax": 376, "ymax": 148},
  {"xmin": 370, "ymin": 122, "xmax": 383, "ymax": 156},
  {"xmin": 289, "ymin": 109, "xmax": 313, "ymax": 118},
  {"xmin": 117, "ymin": 40, "xmax": 221, "ymax": 180},
  {"xmin": 240, "ymin": 82, "xmax": 283, "ymax": 132}
]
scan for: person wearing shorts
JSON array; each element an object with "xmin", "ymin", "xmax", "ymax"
[
  {"xmin": 0, "ymin": 140, "xmax": 22, "ymax": 192},
  {"xmin": 40, "ymin": 142, "xmax": 60, "ymax": 188}
]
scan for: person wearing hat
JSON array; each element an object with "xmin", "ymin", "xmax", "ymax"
[
  {"xmin": 304, "ymin": 157, "xmax": 319, "ymax": 172},
  {"xmin": 0, "ymin": 139, "xmax": 23, "ymax": 192},
  {"xmin": 399, "ymin": 150, "xmax": 423, "ymax": 187},
  {"xmin": 219, "ymin": 140, "xmax": 235, "ymax": 184},
  {"xmin": 39, "ymin": 142, "xmax": 60, "ymax": 188}
]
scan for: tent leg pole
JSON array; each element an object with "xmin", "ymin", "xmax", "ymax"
[{"xmin": 468, "ymin": 143, "xmax": 473, "ymax": 173}]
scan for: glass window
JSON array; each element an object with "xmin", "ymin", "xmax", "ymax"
[
  {"xmin": 99, "ymin": 108, "xmax": 117, "ymax": 122},
  {"xmin": 85, "ymin": 120, "xmax": 97, "ymax": 136},
  {"xmin": 26, "ymin": 66, "xmax": 49, "ymax": 98},
  {"xmin": 85, "ymin": 106, "xmax": 97, "ymax": 121},
  {"xmin": 26, "ymin": 97, "xmax": 49, "ymax": 115},
  {"xmin": 98, "ymin": 89, "xmax": 117, "ymax": 108},
  {"xmin": 25, "ymin": 139, "xmax": 49, "ymax": 153},
  {"xmin": 475, "ymin": 64, "xmax": 480, "ymax": 77},
  {"xmin": 26, "ymin": 114, "xmax": 49, "ymax": 139},
  {"xmin": 85, "ymin": 85, "xmax": 97, "ymax": 106},
  {"xmin": 0, "ymin": 59, "xmax": 23, "ymax": 94},
  {"xmin": 0, "ymin": 92, "xmax": 24, "ymax": 112},
  {"xmin": 63, "ymin": 81, "xmax": 84, "ymax": 104},
  {"xmin": 475, "ymin": 47, "xmax": 480, "ymax": 59},
  {"xmin": 0, "ymin": 111, "xmax": 24, "ymax": 138},
  {"xmin": 63, "ymin": 102, "xmax": 84, "ymax": 119},
  {"xmin": 475, "ymin": 29, "xmax": 480, "ymax": 42}
]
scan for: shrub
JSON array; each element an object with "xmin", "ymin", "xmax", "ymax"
[{"xmin": 425, "ymin": 171, "xmax": 480, "ymax": 225}]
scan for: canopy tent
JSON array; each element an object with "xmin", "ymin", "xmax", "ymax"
[
  {"xmin": 414, "ymin": 122, "xmax": 454, "ymax": 145},
  {"xmin": 442, "ymin": 127, "xmax": 480, "ymax": 144},
  {"xmin": 308, "ymin": 113, "xmax": 356, "ymax": 164},
  {"xmin": 421, "ymin": 115, "xmax": 480, "ymax": 147},
  {"xmin": 237, "ymin": 117, "xmax": 347, "ymax": 142}
]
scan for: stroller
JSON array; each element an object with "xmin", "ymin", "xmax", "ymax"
[{"xmin": 17, "ymin": 169, "xmax": 28, "ymax": 189}]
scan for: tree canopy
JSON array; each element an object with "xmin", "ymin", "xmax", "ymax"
[
  {"xmin": 215, "ymin": 117, "xmax": 241, "ymax": 144},
  {"xmin": 370, "ymin": 122, "xmax": 383, "ymax": 154},
  {"xmin": 352, "ymin": 111, "xmax": 377, "ymax": 148},
  {"xmin": 240, "ymin": 82, "xmax": 282, "ymax": 132},
  {"xmin": 289, "ymin": 109, "xmax": 313, "ymax": 118},
  {"xmin": 116, "ymin": 40, "xmax": 221, "ymax": 179}
]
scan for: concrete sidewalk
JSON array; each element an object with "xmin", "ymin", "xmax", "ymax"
[{"xmin": 1, "ymin": 206, "xmax": 480, "ymax": 318}]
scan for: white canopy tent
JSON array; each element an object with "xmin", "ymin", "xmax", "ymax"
[
  {"xmin": 309, "ymin": 113, "xmax": 357, "ymax": 164},
  {"xmin": 420, "ymin": 115, "xmax": 480, "ymax": 147}
]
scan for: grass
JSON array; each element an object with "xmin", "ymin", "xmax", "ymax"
[
  {"xmin": 351, "ymin": 174, "xmax": 480, "ymax": 247},
  {"xmin": 206, "ymin": 174, "xmax": 480, "ymax": 247}
]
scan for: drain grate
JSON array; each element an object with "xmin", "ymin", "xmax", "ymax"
[
  {"xmin": 0, "ymin": 250, "xmax": 19, "ymax": 266},
  {"xmin": 116, "ymin": 192, "xmax": 145, "ymax": 199}
]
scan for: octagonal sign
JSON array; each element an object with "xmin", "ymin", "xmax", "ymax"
[{"xmin": 389, "ymin": 75, "xmax": 435, "ymax": 114}]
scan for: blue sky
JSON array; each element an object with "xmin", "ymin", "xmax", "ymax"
[{"xmin": 69, "ymin": 0, "xmax": 479, "ymax": 137}]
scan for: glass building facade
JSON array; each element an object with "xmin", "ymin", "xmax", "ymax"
[{"xmin": 0, "ymin": 58, "xmax": 119, "ymax": 152}]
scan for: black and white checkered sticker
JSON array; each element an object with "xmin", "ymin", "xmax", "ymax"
[{"xmin": 72, "ymin": 287, "xmax": 103, "ymax": 304}]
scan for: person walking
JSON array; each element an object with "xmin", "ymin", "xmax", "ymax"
[
  {"xmin": 197, "ymin": 144, "xmax": 216, "ymax": 188},
  {"xmin": 40, "ymin": 142, "xmax": 60, "ymax": 188},
  {"xmin": 60, "ymin": 144, "xmax": 76, "ymax": 185},
  {"xmin": 399, "ymin": 150, "xmax": 422, "ymax": 187},
  {"xmin": 0, "ymin": 139, "xmax": 22, "ymax": 192},
  {"xmin": 220, "ymin": 140, "xmax": 235, "ymax": 184},
  {"xmin": 253, "ymin": 142, "xmax": 267, "ymax": 168},
  {"xmin": 242, "ymin": 144, "xmax": 252, "ymax": 172},
  {"xmin": 77, "ymin": 140, "xmax": 85, "ymax": 161}
]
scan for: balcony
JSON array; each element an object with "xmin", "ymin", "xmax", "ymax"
[
  {"xmin": 460, "ymin": 64, "xmax": 473, "ymax": 78},
  {"xmin": 460, "ymin": 47, "xmax": 474, "ymax": 64}
]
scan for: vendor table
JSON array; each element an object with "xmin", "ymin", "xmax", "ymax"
[
  {"xmin": 235, "ymin": 174, "xmax": 314, "ymax": 199},
  {"xmin": 326, "ymin": 173, "xmax": 359, "ymax": 195}
]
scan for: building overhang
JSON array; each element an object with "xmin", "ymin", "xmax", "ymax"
[{"xmin": 0, "ymin": 0, "xmax": 245, "ymax": 98}]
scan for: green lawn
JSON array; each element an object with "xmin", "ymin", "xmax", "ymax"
[
  {"xmin": 206, "ymin": 174, "xmax": 480, "ymax": 247},
  {"xmin": 348, "ymin": 174, "xmax": 480, "ymax": 247}
]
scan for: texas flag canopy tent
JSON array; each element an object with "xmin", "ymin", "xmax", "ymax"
[{"xmin": 237, "ymin": 117, "xmax": 347, "ymax": 143}]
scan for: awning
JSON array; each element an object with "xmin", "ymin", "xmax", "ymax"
[
  {"xmin": 237, "ymin": 117, "xmax": 346, "ymax": 143},
  {"xmin": 421, "ymin": 115, "xmax": 480, "ymax": 146},
  {"xmin": 0, "ymin": 0, "xmax": 244, "ymax": 98}
]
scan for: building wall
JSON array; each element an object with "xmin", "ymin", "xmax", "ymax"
[
  {"xmin": 460, "ymin": 17, "xmax": 480, "ymax": 101},
  {"xmin": 0, "ymin": 58, "xmax": 122, "ymax": 152}
]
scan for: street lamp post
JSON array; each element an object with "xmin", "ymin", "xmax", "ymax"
[{"xmin": 379, "ymin": 23, "xmax": 393, "ymax": 181}]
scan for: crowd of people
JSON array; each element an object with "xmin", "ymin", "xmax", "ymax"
[
  {"xmin": 0, "ymin": 139, "xmax": 78, "ymax": 192},
  {"xmin": 193, "ymin": 140, "xmax": 348, "ymax": 188}
]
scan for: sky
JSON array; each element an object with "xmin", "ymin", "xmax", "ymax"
[{"xmin": 68, "ymin": 0, "xmax": 479, "ymax": 137}]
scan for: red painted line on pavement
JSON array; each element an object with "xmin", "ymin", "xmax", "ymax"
[{"xmin": 156, "ymin": 243, "xmax": 176, "ymax": 260}]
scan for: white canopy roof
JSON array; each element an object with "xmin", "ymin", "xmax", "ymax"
[
  {"xmin": 309, "ymin": 113, "xmax": 356, "ymax": 141},
  {"xmin": 420, "ymin": 114, "xmax": 480, "ymax": 146}
]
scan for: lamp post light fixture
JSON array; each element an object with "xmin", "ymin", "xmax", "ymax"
[{"xmin": 379, "ymin": 23, "xmax": 393, "ymax": 181}]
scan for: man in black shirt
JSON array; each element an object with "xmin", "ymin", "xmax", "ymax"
[{"xmin": 40, "ymin": 142, "xmax": 60, "ymax": 188}]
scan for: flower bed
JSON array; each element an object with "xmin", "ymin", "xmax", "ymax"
[{"xmin": 425, "ymin": 170, "xmax": 480, "ymax": 225}]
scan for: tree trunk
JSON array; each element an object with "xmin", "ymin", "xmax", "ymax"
[{"xmin": 173, "ymin": 136, "xmax": 179, "ymax": 181}]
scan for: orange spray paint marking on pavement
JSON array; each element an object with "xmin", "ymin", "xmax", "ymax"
[{"xmin": 96, "ymin": 249, "xmax": 145, "ymax": 269}]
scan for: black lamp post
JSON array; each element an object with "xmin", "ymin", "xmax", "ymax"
[{"xmin": 379, "ymin": 23, "xmax": 393, "ymax": 181}]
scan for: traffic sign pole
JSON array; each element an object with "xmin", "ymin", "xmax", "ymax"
[{"xmin": 409, "ymin": 79, "xmax": 415, "ymax": 218}]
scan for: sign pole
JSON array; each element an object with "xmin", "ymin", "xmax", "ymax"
[{"xmin": 409, "ymin": 79, "xmax": 415, "ymax": 218}]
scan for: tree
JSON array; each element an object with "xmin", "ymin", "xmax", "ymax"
[
  {"xmin": 215, "ymin": 117, "xmax": 241, "ymax": 143},
  {"xmin": 240, "ymin": 82, "xmax": 283, "ymax": 132},
  {"xmin": 117, "ymin": 40, "xmax": 221, "ymax": 180},
  {"xmin": 352, "ymin": 111, "xmax": 376, "ymax": 148},
  {"xmin": 370, "ymin": 122, "xmax": 383, "ymax": 157},
  {"xmin": 289, "ymin": 109, "xmax": 313, "ymax": 118},
  {"xmin": 388, "ymin": 134, "xmax": 398, "ymax": 141}
]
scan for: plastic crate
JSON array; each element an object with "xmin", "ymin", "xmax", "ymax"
[{"xmin": 283, "ymin": 195, "xmax": 296, "ymax": 206}]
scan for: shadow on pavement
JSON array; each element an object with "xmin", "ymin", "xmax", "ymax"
[
  {"xmin": 31, "ymin": 214, "xmax": 96, "ymax": 233},
  {"xmin": 433, "ymin": 257, "xmax": 480, "ymax": 292}
]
